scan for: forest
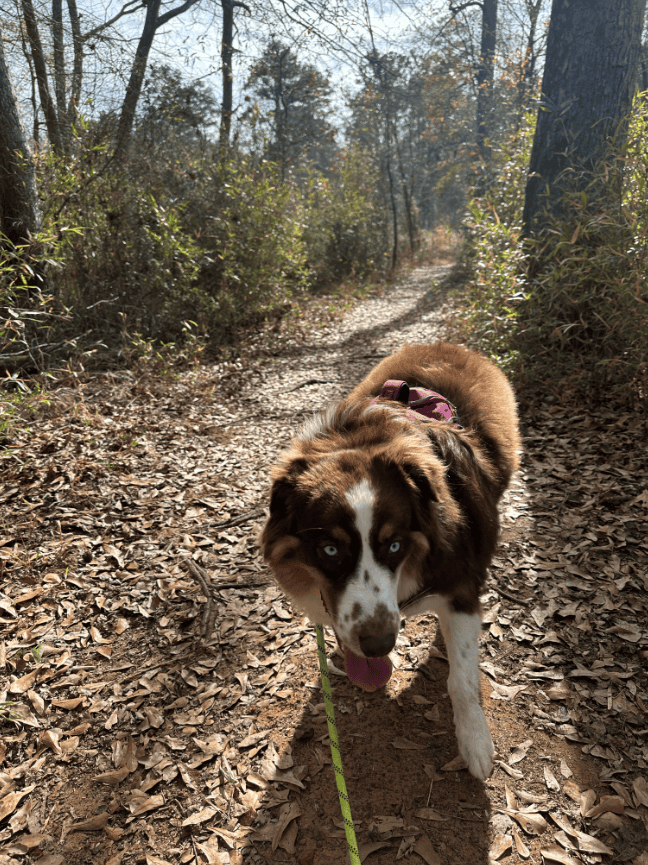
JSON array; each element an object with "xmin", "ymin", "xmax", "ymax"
[
  {"xmin": 2, "ymin": 4, "xmax": 648, "ymax": 865},
  {"xmin": 0, "ymin": 0, "xmax": 645, "ymax": 411}
]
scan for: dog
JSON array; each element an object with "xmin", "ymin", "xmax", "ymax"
[{"xmin": 260, "ymin": 343, "xmax": 520, "ymax": 780}]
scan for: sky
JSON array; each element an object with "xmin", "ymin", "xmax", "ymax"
[{"xmin": 79, "ymin": 0, "xmax": 451, "ymax": 127}]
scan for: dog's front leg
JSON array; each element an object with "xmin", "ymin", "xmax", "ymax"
[{"xmin": 436, "ymin": 603, "xmax": 494, "ymax": 780}]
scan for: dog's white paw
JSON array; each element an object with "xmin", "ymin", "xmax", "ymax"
[{"xmin": 455, "ymin": 707, "xmax": 494, "ymax": 781}]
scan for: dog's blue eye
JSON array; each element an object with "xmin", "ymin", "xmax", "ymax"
[
  {"xmin": 389, "ymin": 541, "xmax": 401, "ymax": 554},
  {"xmin": 324, "ymin": 545, "xmax": 338, "ymax": 557}
]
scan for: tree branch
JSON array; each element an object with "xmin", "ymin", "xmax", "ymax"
[
  {"xmin": 449, "ymin": 0, "xmax": 483, "ymax": 14},
  {"xmin": 157, "ymin": 0, "xmax": 201, "ymax": 29},
  {"xmin": 82, "ymin": 0, "xmax": 143, "ymax": 42}
]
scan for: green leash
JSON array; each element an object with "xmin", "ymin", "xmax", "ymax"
[{"xmin": 315, "ymin": 624, "xmax": 361, "ymax": 865}]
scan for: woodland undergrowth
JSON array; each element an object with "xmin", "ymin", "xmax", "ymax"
[
  {"xmin": 457, "ymin": 106, "xmax": 648, "ymax": 416},
  {"xmin": 0, "ymin": 134, "xmax": 388, "ymax": 378}
]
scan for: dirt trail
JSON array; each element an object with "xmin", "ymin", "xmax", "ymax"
[{"xmin": 1, "ymin": 264, "xmax": 647, "ymax": 865}]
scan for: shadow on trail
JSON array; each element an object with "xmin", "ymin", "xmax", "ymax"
[{"xmin": 287, "ymin": 620, "xmax": 492, "ymax": 865}]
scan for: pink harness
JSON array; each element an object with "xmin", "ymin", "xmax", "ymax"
[{"xmin": 371, "ymin": 380, "xmax": 463, "ymax": 428}]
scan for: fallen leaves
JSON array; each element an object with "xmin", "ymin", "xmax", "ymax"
[{"xmin": 1, "ymin": 280, "xmax": 648, "ymax": 865}]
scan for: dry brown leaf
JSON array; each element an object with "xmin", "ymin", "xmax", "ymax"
[
  {"xmin": 94, "ymin": 767, "xmax": 130, "ymax": 785},
  {"xmin": 509, "ymin": 739, "xmax": 533, "ymax": 765},
  {"xmin": 574, "ymin": 829, "xmax": 614, "ymax": 855},
  {"xmin": 490, "ymin": 681, "xmax": 527, "ymax": 700},
  {"xmin": 351, "ymin": 841, "xmax": 389, "ymax": 863},
  {"xmin": 512, "ymin": 827, "xmax": 530, "ymax": 859},
  {"xmin": 497, "ymin": 761, "xmax": 524, "ymax": 780},
  {"xmin": 38, "ymin": 729, "xmax": 62, "ymax": 754},
  {"xmin": 278, "ymin": 817, "xmax": 299, "ymax": 855},
  {"xmin": 60, "ymin": 736, "xmax": 80, "ymax": 755},
  {"xmin": 509, "ymin": 810, "xmax": 549, "ymax": 835},
  {"xmin": 543, "ymin": 766, "xmax": 560, "ymax": 793},
  {"xmin": 413, "ymin": 835, "xmax": 442, "ymax": 865},
  {"xmin": 540, "ymin": 845, "xmax": 580, "ymax": 865},
  {"xmin": 415, "ymin": 808, "xmax": 447, "ymax": 822},
  {"xmin": 27, "ymin": 689, "xmax": 46, "ymax": 715},
  {"xmin": 585, "ymin": 795, "xmax": 625, "ymax": 818},
  {"xmin": 371, "ymin": 816, "xmax": 403, "ymax": 833},
  {"xmin": 546, "ymin": 680, "xmax": 571, "ymax": 700},
  {"xmin": 125, "ymin": 793, "xmax": 164, "ymax": 821},
  {"xmin": 579, "ymin": 789, "xmax": 597, "ymax": 816},
  {"xmin": 440, "ymin": 755, "xmax": 466, "ymax": 772},
  {"xmin": 143, "ymin": 706, "xmax": 164, "ymax": 728},
  {"xmin": 490, "ymin": 834, "xmax": 512, "ymax": 860},
  {"xmin": 196, "ymin": 836, "xmax": 230, "ymax": 865},
  {"xmin": 632, "ymin": 776, "xmax": 648, "ymax": 807},
  {"xmin": 69, "ymin": 812, "xmax": 110, "ymax": 832},
  {"xmin": 51, "ymin": 696, "xmax": 85, "ymax": 710},
  {"xmin": 181, "ymin": 806, "xmax": 218, "ymax": 827},
  {"xmin": 562, "ymin": 780, "xmax": 581, "ymax": 803},
  {"xmin": 0, "ymin": 786, "xmax": 33, "ymax": 823},
  {"xmin": 9, "ymin": 668, "xmax": 40, "ymax": 694},
  {"xmin": 516, "ymin": 789, "xmax": 547, "ymax": 805},
  {"xmin": 605, "ymin": 622, "xmax": 642, "ymax": 642}
]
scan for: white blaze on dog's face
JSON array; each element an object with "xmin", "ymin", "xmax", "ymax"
[{"xmin": 335, "ymin": 479, "xmax": 402, "ymax": 656}]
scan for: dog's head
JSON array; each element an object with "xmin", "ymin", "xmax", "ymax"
[{"xmin": 260, "ymin": 401, "xmax": 494, "ymax": 656}]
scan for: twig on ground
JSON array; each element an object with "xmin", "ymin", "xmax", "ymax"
[
  {"xmin": 287, "ymin": 378, "xmax": 335, "ymax": 392},
  {"xmin": 213, "ymin": 507, "xmax": 266, "ymax": 530},
  {"xmin": 183, "ymin": 559, "xmax": 218, "ymax": 638},
  {"xmin": 495, "ymin": 587, "xmax": 532, "ymax": 606}
]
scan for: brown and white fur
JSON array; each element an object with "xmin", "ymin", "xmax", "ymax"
[{"xmin": 260, "ymin": 343, "xmax": 521, "ymax": 780}]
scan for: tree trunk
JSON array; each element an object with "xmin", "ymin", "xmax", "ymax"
[
  {"xmin": 51, "ymin": 0, "xmax": 70, "ymax": 151},
  {"xmin": 475, "ymin": 0, "xmax": 498, "ymax": 163},
  {"xmin": 112, "ymin": 0, "xmax": 162, "ymax": 164},
  {"xmin": 392, "ymin": 122, "xmax": 416, "ymax": 252},
  {"xmin": 0, "ymin": 25, "xmax": 42, "ymax": 248},
  {"xmin": 21, "ymin": 0, "xmax": 63, "ymax": 152},
  {"xmin": 522, "ymin": 0, "xmax": 646, "ymax": 236},
  {"xmin": 219, "ymin": 0, "xmax": 235, "ymax": 152},
  {"xmin": 112, "ymin": 0, "xmax": 200, "ymax": 164},
  {"xmin": 219, "ymin": 0, "xmax": 248, "ymax": 153},
  {"xmin": 66, "ymin": 0, "xmax": 84, "ymax": 128},
  {"xmin": 516, "ymin": 0, "xmax": 543, "ymax": 117}
]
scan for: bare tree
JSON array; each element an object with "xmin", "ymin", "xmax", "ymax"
[
  {"xmin": 21, "ymin": 0, "xmax": 64, "ymax": 152},
  {"xmin": 218, "ymin": 0, "xmax": 249, "ymax": 152},
  {"xmin": 450, "ymin": 0, "xmax": 498, "ymax": 162}
]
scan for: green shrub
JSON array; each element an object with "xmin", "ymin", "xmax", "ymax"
[
  {"xmin": 459, "ymin": 104, "xmax": 648, "ymax": 408},
  {"xmin": 195, "ymin": 158, "xmax": 309, "ymax": 341},
  {"xmin": 299, "ymin": 145, "xmax": 388, "ymax": 284},
  {"xmin": 0, "ymin": 228, "xmax": 82, "ymax": 373},
  {"xmin": 40, "ymin": 135, "xmax": 202, "ymax": 350}
]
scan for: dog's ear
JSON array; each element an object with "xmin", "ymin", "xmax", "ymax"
[
  {"xmin": 260, "ymin": 458, "xmax": 308, "ymax": 560},
  {"xmin": 425, "ymin": 427, "xmax": 499, "ymax": 568},
  {"xmin": 401, "ymin": 461, "xmax": 439, "ymax": 503}
]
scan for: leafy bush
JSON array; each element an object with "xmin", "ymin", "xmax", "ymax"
[
  {"xmin": 299, "ymin": 145, "xmax": 388, "ymax": 284},
  {"xmin": 194, "ymin": 158, "xmax": 310, "ymax": 341},
  {"xmin": 458, "ymin": 105, "xmax": 648, "ymax": 409},
  {"xmin": 40, "ymin": 136, "xmax": 202, "ymax": 350},
  {"xmin": 0, "ymin": 229, "xmax": 81, "ymax": 373},
  {"xmin": 1, "ymin": 127, "xmax": 391, "ymax": 374}
]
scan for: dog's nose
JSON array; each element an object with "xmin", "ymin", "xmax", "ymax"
[{"xmin": 359, "ymin": 633, "xmax": 396, "ymax": 657}]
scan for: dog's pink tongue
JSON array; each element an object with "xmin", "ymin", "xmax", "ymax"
[{"xmin": 344, "ymin": 649, "xmax": 393, "ymax": 692}]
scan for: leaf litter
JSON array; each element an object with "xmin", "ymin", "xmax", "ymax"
[{"xmin": 0, "ymin": 264, "xmax": 648, "ymax": 865}]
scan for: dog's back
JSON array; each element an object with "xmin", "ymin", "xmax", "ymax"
[{"xmin": 346, "ymin": 341, "xmax": 520, "ymax": 496}]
